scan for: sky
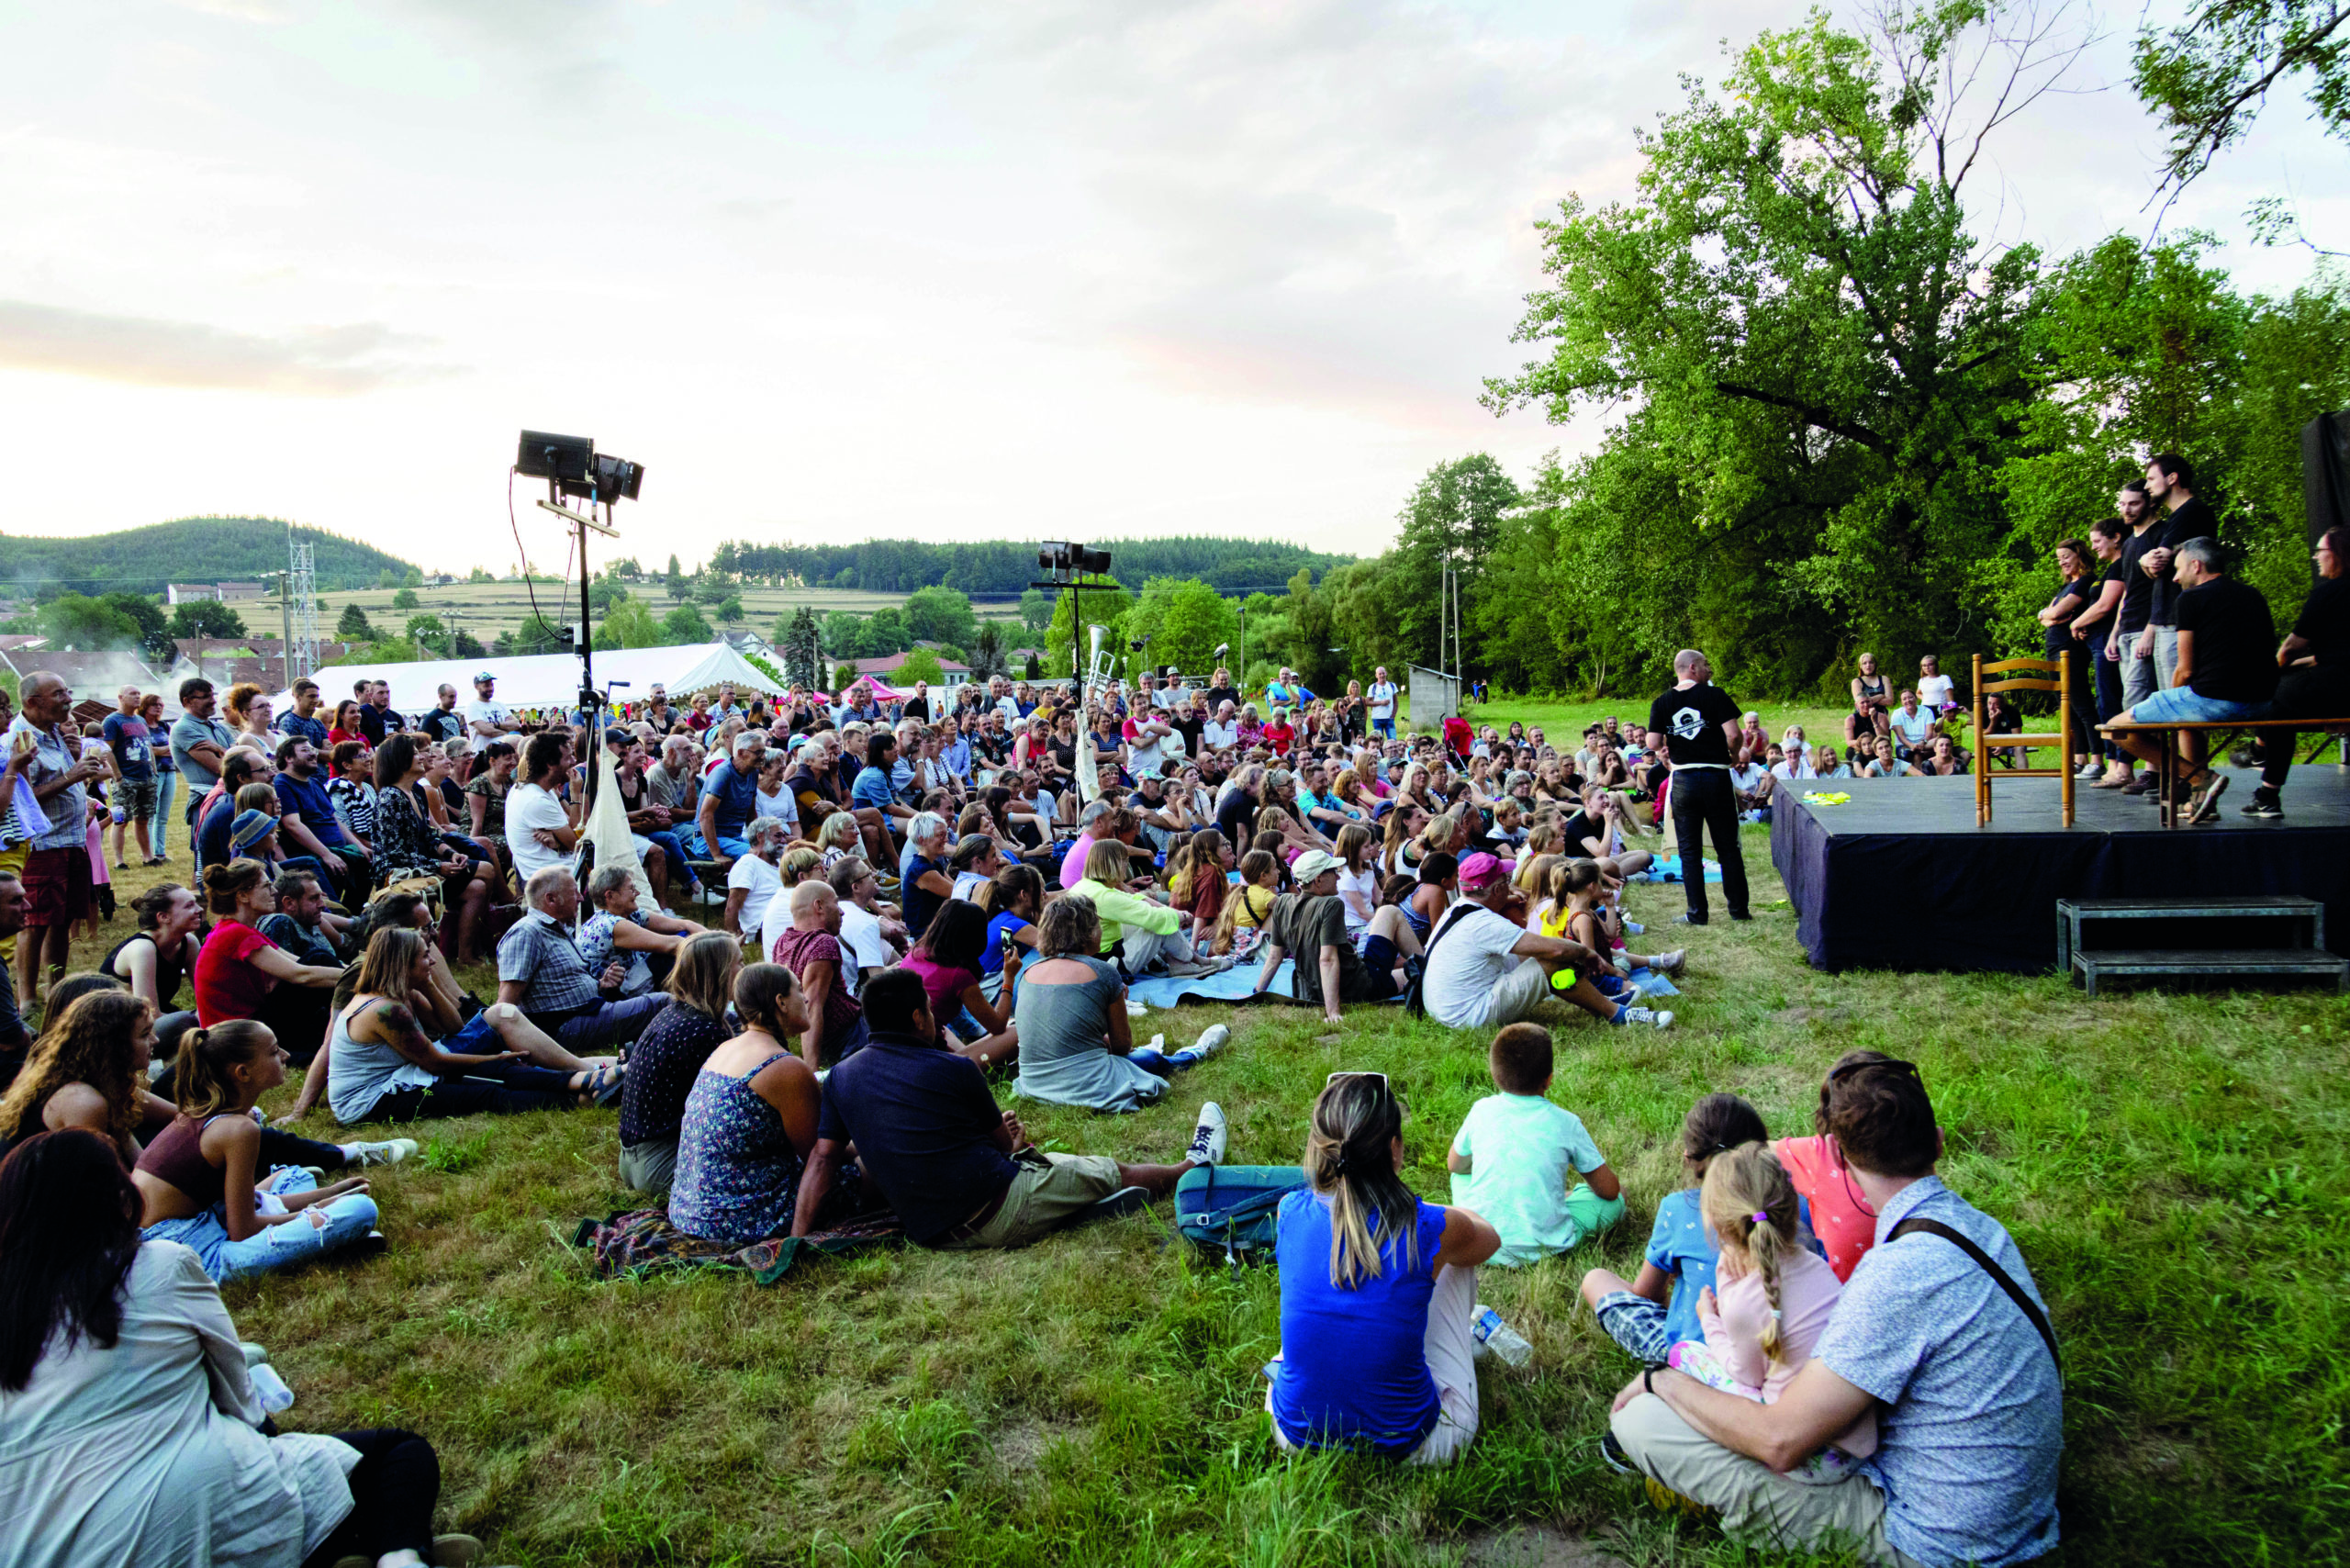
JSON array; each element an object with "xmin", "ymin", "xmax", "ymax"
[{"xmin": 0, "ymin": 0, "xmax": 2341, "ymax": 575}]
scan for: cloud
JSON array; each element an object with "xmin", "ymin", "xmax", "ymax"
[{"xmin": 0, "ymin": 300, "xmax": 454, "ymax": 396}]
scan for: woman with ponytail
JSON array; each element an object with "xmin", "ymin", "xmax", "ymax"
[
  {"xmin": 1663, "ymin": 1141, "xmax": 1876, "ymax": 1475},
  {"xmin": 1267, "ymin": 1072, "xmax": 1501, "ymax": 1464},
  {"xmin": 131, "ymin": 1021, "xmax": 382, "ymax": 1282}
]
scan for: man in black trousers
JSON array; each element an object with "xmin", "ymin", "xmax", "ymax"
[{"xmin": 1649, "ymin": 648, "xmax": 1749, "ymax": 924}]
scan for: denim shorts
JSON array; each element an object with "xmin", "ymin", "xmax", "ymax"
[{"xmin": 2131, "ymin": 687, "xmax": 2271, "ymax": 724}]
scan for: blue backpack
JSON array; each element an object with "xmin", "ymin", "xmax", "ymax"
[{"xmin": 1175, "ymin": 1164, "xmax": 1306, "ymax": 1260}]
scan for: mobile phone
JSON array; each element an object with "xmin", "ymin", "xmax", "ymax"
[{"xmin": 1000, "ymin": 930, "xmax": 1019, "ymax": 964}]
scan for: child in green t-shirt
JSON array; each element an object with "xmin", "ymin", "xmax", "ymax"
[{"xmin": 1447, "ymin": 1024, "xmax": 1626, "ymax": 1266}]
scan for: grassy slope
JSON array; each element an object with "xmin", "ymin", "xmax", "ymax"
[{"xmin": 70, "ymin": 699, "xmax": 2346, "ymax": 1567}]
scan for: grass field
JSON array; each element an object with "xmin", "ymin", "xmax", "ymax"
[
  {"xmin": 322, "ymin": 582, "xmax": 1030, "ymax": 645},
  {"xmin": 57, "ymin": 697, "xmax": 2346, "ymax": 1566}
]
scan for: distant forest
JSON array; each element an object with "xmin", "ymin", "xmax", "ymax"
[
  {"xmin": 705, "ymin": 535, "xmax": 1353, "ymax": 597},
  {"xmin": 0, "ymin": 518, "xmax": 419, "ymax": 597}
]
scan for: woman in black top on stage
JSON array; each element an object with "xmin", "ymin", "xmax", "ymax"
[{"xmin": 2036, "ymin": 536, "xmax": 2102, "ymax": 772}]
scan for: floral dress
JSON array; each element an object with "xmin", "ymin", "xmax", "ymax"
[{"xmin": 667, "ymin": 1052, "xmax": 807, "ymax": 1245}]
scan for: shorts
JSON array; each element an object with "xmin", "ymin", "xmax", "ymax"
[
  {"xmin": 1593, "ymin": 1289, "xmax": 1672, "ymax": 1362},
  {"xmin": 114, "ymin": 777, "xmax": 159, "ymax": 822},
  {"xmin": 934, "ymin": 1150, "xmax": 1122, "ymax": 1250},
  {"xmin": 21, "ymin": 846, "xmax": 92, "ymax": 928},
  {"xmin": 1360, "ymin": 933, "xmax": 1402, "ymax": 1000},
  {"xmin": 2129, "ymin": 687, "xmax": 2271, "ymax": 724}
]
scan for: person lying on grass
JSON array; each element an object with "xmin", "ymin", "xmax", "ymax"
[
  {"xmin": 795, "ymin": 967, "xmax": 1226, "ymax": 1250},
  {"xmin": 1266, "ymin": 1071, "xmax": 1505, "ymax": 1465},
  {"xmin": 132, "ymin": 1020, "xmax": 382, "ymax": 1282},
  {"xmin": 1605, "ymin": 1058, "xmax": 2062, "ymax": 1568},
  {"xmin": 1446, "ymin": 1023, "xmax": 1623, "ymax": 1267}
]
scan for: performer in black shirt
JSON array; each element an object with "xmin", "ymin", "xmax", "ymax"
[
  {"xmin": 2246, "ymin": 527, "xmax": 2348, "ymax": 818},
  {"xmin": 1647, "ymin": 648, "xmax": 1749, "ymax": 924}
]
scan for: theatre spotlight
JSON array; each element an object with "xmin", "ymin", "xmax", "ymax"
[
  {"xmin": 516, "ymin": 431, "xmax": 593, "ymax": 484},
  {"xmin": 560, "ymin": 451, "xmax": 646, "ymax": 504}
]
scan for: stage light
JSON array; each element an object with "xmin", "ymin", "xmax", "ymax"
[
  {"xmin": 560, "ymin": 452, "xmax": 646, "ymax": 505},
  {"xmin": 517, "ymin": 431, "xmax": 593, "ymax": 483}
]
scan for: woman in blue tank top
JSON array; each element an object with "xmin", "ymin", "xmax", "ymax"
[{"xmin": 1267, "ymin": 1073, "xmax": 1501, "ymax": 1462}]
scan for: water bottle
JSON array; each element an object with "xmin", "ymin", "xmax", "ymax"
[
  {"xmin": 1472, "ymin": 1305, "xmax": 1533, "ymax": 1368},
  {"xmin": 249, "ymin": 1361, "xmax": 296, "ymax": 1413}
]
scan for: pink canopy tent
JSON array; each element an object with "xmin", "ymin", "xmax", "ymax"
[{"xmin": 842, "ymin": 674, "xmax": 909, "ymax": 702}]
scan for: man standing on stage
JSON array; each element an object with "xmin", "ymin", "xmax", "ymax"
[
  {"xmin": 2138, "ymin": 454, "xmax": 2215, "ymax": 695},
  {"xmin": 1649, "ymin": 649, "xmax": 1749, "ymax": 925}
]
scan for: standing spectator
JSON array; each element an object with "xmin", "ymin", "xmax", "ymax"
[
  {"xmin": 1845, "ymin": 653, "xmax": 1894, "ymax": 755},
  {"xmin": 1649, "ymin": 649, "xmax": 1749, "ymax": 924},
  {"xmin": 2244, "ymin": 526, "xmax": 2349, "ymax": 817},
  {"xmin": 465, "ymin": 670, "xmax": 521, "ymax": 741},
  {"xmin": 0, "ymin": 872, "xmax": 29, "ymax": 1086},
  {"xmin": 1606, "ymin": 1058, "xmax": 2061, "ymax": 1568},
  {"xmin": 142, "ymin": 692, "xmax": 179, "ymax": 862},
  {"xmin": 101, "ymin": 687, "xmax": 160, "ymax": 869},
  {"xmin": 356, "ymin": 678, "xmax": 406, "ymax": 746},
  {"xmin": 7, "ymin": 674, "xmax": 106, "ymax": 1011},
  {"xmin": 417, "ymin": 685, "xmax": 466, "ymax": 745},
  {"xmin": 169, "ymin": 678, "xmax": 235, "ymax": 835},
  {"xmin": 276, "ymin": 678, "xmax": 330, "ymax": 747}
]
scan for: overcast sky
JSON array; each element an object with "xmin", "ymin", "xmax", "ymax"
[{"xmin": 1, "ymin": 0, "xmax": 2341, "ymax": 574}]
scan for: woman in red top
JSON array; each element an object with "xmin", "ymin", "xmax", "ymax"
[
  {"xmin": 326, "ymin": 699, "xmax": 366, "ymax": 748},
  {"xmin": 191, "ymin": 859, "xmax": 343, "ymax": 1063},
  {"xmin": 1261, "ymin": 707, "xmax": 1296, "ymax": 757},
  {"xmin": 894, "ymin": 900, "xmax": 1017, "ymax": 1068},
  {"xmin": 1771, "ymin": 1048, "xmax": 1895, "ymax": 1282}
]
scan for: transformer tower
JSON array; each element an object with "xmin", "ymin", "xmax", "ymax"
[{"xmin": 288, "ymin": 531, "xmax": 319, "ymax": 681}]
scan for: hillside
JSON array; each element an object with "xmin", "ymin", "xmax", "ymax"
[
  {"xmin": 708, "ymin": 534, "xmax": 1353, "ymax": 597},
  {"xmin": 0, "ymin": 517, "xmax": 420, "ymax": 596}
]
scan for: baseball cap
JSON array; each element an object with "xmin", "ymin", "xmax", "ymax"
[
  {"xmin": 474, "ymin": 670, "xmax": 496, "ymax": 683},
  {"xmin": 1291, "ymin": 849, "xmax": 1344, "ymax": 884},
  {"xmin": 1458, "ymin": 851, "xmax": 1508, "ymax": 889}
]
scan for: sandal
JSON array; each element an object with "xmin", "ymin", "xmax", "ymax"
[{"xmin": 581, "ymin": 1062, "xmax": 625, "ymax": 1106}]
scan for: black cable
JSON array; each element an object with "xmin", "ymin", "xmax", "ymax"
[{"xmin": 507, "ymin": 466, "xmax": 557, "ymax": 655}]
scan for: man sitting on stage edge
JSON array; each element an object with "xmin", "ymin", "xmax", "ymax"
[{"xmin": 2107, "ymin": 537, "xmax": 2276, "ymax": 823}]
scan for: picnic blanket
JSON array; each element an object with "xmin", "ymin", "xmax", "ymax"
[
  {"xmin": 571, "ymin": 1207, "xmax": 904, "ymax": 1285},
  {"xmin": 1626, "ymin": 965, "xmax": 1681, "ymax": 998},
  {"xmin": 1127, "ymin": 958, "xmax": 1299, "ymax": 1011},
  {"xmin": 1633, "ymin": 855, "xmax": 1722, "ymax": 884}
]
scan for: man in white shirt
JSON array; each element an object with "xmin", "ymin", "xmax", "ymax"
[
  {"xmin": 466, "ymin": 672, "xmax": 521, "ymax": 741},
  {"xmin": 1729, "ymin": 749, "xmax": 1774, "ymax": 813},
  {"xmin": 1368, "ymin": 666, "xmax": 1399, "ymax": 739},
  {"xmin": 1420, "ymin": 854, "xmax": 1670, "ymax": 1031},
  {"xmin": 723, "ymin": 816, "xmax": 788, "ymax": 941},
  {"xmin": 1125, "ymin": 703, "xmax": 1174, "ymax": 778},
  {"xmin": 1202, "ymin": 701, "xmax": 1239, "ymax": 752},
  {"xmin": 505, "ymin": 731, "xmax": 578, "ymax": 886}
]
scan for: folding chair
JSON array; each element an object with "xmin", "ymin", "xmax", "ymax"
[{"xmin": 1972, "ymin": 654, "xmax": 2075, "ymax": 827}]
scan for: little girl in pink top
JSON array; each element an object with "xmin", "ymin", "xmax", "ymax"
[
  {"xmin": 1668, "ymin": 1141, "xmax": 1876, "ymax": 1480},
  {"xmin": 1774, "ymin": 1048, "xmax": 1908, "ymax": 1282}
]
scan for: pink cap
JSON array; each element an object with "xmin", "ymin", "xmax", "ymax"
[{"xmin": 1458, "ymin": 852, "xmax": 1507, "ymax": 887}]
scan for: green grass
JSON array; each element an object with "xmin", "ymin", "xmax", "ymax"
[{"xmin": 73, "ymin": 700, "xmax": 2347, "ymax": 1566}]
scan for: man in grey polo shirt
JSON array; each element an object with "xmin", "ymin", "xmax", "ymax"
[
  {"xmin": 495, "ymin": 867, "xmax": 667, "ymax": 1050},
  {"xmin": 1606, "ymin": 1057, "xmax": 2061, "ymax": 1567}
]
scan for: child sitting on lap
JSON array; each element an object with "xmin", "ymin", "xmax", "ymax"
[
  {"xmin": 1668, "ymin": 1141, "xmax": 1877, "ymax": 1479},
  {"xmin": 1446, "ymin": 1024, "xmax": 1625, "ymax": 1267}
]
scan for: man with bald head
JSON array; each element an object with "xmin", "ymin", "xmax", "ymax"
[
  {"xmin": 1648, "ymin": 649, "xmax": 1749, "ymax": 925},
  {"xmin": 7, "ymin": 672, "xmax": 107, "ymax": 1004}
]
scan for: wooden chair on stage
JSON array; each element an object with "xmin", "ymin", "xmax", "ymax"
[{"xmin": 1972, "ymin": 653, "xmax": 2075, "ymax": 827}]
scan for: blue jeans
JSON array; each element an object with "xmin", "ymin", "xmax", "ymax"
[
  {"xmin": 141, "ymin": 1168, "xmax": 379, "ymax": 1283},
  {"xmin": 150, "ymin": 771, "xmax": 177, "ymax": 857},
  {"xmin": 2154, "ymin": 625, "xmax": 2180, "ymax": 691},
  {"xmin": 1373, "ymin": 717, "xmax": 1394, "ymax": 739},
  {"xmin": 709, "ymin": 833, "xmax": 751, "ymax": 861},
  {"xmin": 2131, "ymin": 686, "xmax": 2271, "ymax": 724}
]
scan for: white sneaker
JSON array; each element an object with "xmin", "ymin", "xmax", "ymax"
[
  {"xmin": 1652, "ymin": 948, "xmax": 1686, "ymax": 974},
  {"xmin": 1191, "ymin": 1024, "xmax": 1230, "ymax": 1058},
  {"xmin": 1186, "ymin": 1102, "xmax": 1227, "ymax": 1166},
  {"xmin": 1617, "ymin": 1005, "xmax": 1673, "ymax": 1029},
  {"xmin": 343, "ymin": 1138, "xmax": 420, "ymax": 1167},
  {"xmin": 2075, "ymin": 762, "xmax": 2103, "ymax": 780}
]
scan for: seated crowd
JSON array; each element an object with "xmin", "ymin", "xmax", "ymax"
[{"xmin": 0, "ymin": 654, "xmax": 2101, "ymax": 1567}]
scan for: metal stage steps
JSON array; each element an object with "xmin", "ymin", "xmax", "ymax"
[{"xmin": 2057, "ymin": 897, "xmax": 2347, "ymax": 996}]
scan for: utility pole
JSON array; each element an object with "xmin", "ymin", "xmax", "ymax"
[{"xmin": 278, "ymin": 569, "xmax": 294, "ymax": 689}]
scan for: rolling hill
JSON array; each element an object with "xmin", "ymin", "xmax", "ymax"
[{"xmin": 0, "ymin": 517, "xmax": 421, "ymax": 597}]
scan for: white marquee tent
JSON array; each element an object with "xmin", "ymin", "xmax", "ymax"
[{"xmin": 274, "ymin": 642, "xmax": 783, "ymax": 718}]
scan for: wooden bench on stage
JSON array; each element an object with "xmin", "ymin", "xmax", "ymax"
[
  {"xmin": 2098, "ymin": 717, "xmax": 2350, "ymax": 828},
  {"xmin": 2058, "ymin": 896, "xmax": 2347, "ymax": 995}
]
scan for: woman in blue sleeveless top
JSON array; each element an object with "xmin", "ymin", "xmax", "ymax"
[{"xmin": 1268, "ymin": 1073, "xmax": 1501, "ymax": 1462}]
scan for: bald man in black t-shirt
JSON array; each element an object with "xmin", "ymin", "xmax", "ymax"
[{"xmin": 1648, "ymin": 649, "xmax": 1749, "ymax": 924}]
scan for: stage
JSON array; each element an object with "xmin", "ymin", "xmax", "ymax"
[{"xmin": 1770, "ymin": 768, "xmax": 2350, "ymax": 972}]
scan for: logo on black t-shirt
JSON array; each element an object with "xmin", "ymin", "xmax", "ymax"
[{"xmin": 1669, "ymin": 705, "xmax": 1707, "ymax": 741}]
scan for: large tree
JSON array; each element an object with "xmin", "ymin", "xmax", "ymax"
[
  {"xmin": 1486, "ymin": 1, "xmax": 2092, "ymax": 692},
  {"xmin": 1387, "ymin": 454, "xmax": 1518, "ymax": 677},
  {"xmin": 2132, "ymin": 0, "xmax": 2349, "ymax": 201}
]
